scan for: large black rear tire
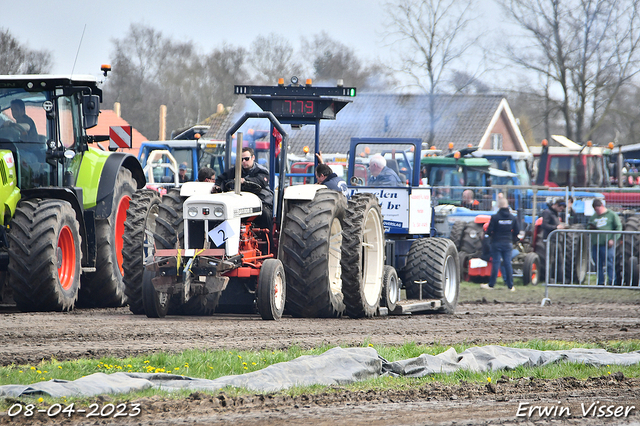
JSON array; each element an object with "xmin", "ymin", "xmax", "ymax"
[
  {"xmin": 341, "ymin": 193, "xmax": 385, "ymax": 318},
  {"xmin": 280, "ymin": 189, "xmax": 347, "ymax": 318},
  {"xmin": 616, "ymin": 216, "xmax": 640, "ymax": 286},
  {"xmin": 402, "ymin": 238, "xmax": 460, "ymax": 314},
  {"xmin": 449, "ymin": 221, "xmax": 466, "ymax": 251},
  {"xmin": 79, "ymin": 167, "xmax": 136, "ymax": 307},
  {"xmin": 8, "ymin": 199, "xmax": 82, "ymax": 311},
  {"xmin": 122, "ymin": 189, "xmax": 161, "ymax": 314}
]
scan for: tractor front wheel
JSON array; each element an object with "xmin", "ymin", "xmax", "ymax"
[
  {"xmin": 8, "ymin": 199, "xmax": 82, "ymax": 311},
  {"xmin": 142, "ymin": 269, "xmax": 170, "ymax": 318},
  {"xmin": 381, "ymin": 265, "xmax": 399, "ymax": 313},
  {"xmin": 257, "ymin": 259, "xmax": 286, "ymax": 320},
  {"xmin": 522, "ymin": 252, "xmax": 540, "ymax": 286}
]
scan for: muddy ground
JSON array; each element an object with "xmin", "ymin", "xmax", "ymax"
[{"xmin": 1, "ymin": 287, "xmax": 639, "ymax": 425}]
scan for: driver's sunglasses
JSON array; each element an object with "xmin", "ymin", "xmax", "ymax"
[{"xmin": 241, "ymin": 157, "xmax": 251, "ymax": 161}]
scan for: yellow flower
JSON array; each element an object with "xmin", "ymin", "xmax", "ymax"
[
  {"xmin": 30, "ymin": 366, "xmax": 36, "ymax": 370},
  {"xmin": 144, "ymin": 360, "xmax": 150, "ymax": 364},
  {"xmin": 487, "ymin": 377, "xmax": 492, "ymax": 383},
  {"xmin": 36, "ymin": 370, "xmax": 41, "ymax": 374},
  {"xmin": 58, "ymin": 366, "xmax": 62, "ymax": 369},
  {"xmin": 37, "ymin": 397, "xmax": 43, "ymax": 403},
  {"xmin": 243, "ymin": 367, "xmax": 248, "ymax": 370},
  {"xmin": 242, "ymin": 362, "xmax": 247, "ymax": 366},
  {"xmin": 174, "ymin": 367, "xmax": 180, "ymax": 370},
  {"xmin": 368, "ymin": 343, "xmax": 373, "ymax": 347},
  {"xmin": 252, "ymin": 362, "xmax": 257, "ymax": 365},
  {"xmin": 18, "ymin": 371, "xmax": 23, "ymax": 373},
  {"xmin": 237, "ymin": 355, "xmax": 242, "ymax": 359}
]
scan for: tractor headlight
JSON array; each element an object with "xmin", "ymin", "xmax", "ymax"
[
  {"xmin": 214, "ymin": 206, "xmax": 224, "ymax": 217},
  {"xmin": 188, "ymin": 207, "xmax": 198, "ymax": 217}
]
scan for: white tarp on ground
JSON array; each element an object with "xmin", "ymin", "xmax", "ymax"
[{"xmin": 1, "ymin": 345, "xmax": 639, "ymax": 399}]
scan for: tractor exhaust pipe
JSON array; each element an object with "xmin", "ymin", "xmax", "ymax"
[{"xmin": 235, "ymin": 132, "xmax": 242, "ymax": 194}]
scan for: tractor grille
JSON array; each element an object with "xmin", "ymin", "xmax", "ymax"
[{"xmin": 186, "ymin": 219, "xmax": 223, "ymax": 249}]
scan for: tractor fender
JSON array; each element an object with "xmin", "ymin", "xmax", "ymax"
[
  {"xmin": 283, "ymin": 184, "xmax": 326, "ymax": 201},
  {"xmin": 94, "ymin": 153, "xmax": 145, "ymax": 219}
]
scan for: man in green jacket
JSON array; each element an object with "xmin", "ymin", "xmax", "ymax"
[{"xmin": 588, "ymin": 199, "xmax": 622, "ymax": 285}]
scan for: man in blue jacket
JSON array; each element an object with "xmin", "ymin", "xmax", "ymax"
[
  {"xmin": 481, "ymin": 196, "xmax": 520, "ymax": 291},
  {"xmin": 316, "ymin": 163, "xmax": 348, "ymax": 196}
]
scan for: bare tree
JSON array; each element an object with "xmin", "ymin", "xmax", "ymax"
[
  {"xmin": 249, "ymin": 33, "xmax": 301, "ymax": 84},
  {"xmin": 499, "ymin": 0, "xmax": 640, "ymax": 144},
  {"xmin": 301, "ymin": 32, "xmax": 396, "ymax": 91},
  {"xmin": 104, "ymin": 24, "xmax": 249, "ymax": 139},
  {"xmin": 0, "ymin": 28, "xmax": 52, "ymax": 74},
  {"xmin": 383, "ymin": 0, "xmax": 482, "ymax": 144}
]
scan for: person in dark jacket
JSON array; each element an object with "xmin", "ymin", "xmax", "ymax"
[
  {"xmin": 481, "ymin": 196, "xmax": 520, "ymax": 291},
  {"xmin": 367, "ymin": 154, "xmax": 402, "ymax": 186},
  {"xmin": 215, "ymin": 147, "xmax": 273, "ymax": 229},
  {"xmin": 316, "ymin": 163, "xmax": 348, "ymax": 196},
  {"xmin": 540, "ymin": 198, "xmax": 567, "ymax": 240}
]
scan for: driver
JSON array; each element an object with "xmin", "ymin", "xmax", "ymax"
[
  {"xmin": 368, "ymin": 154, "xmax": 402, "ymax": 186},
  {"xmin": 10, "ymin": 99, "xmax": 38, "ymax": 139},
  {"xmin": 215, "ymin": 147, "xmax": 273, "ymax": 229}
]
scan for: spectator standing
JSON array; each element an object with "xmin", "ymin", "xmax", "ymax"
[
  {"xmin": 540, "ymin": 198, "xmax": 567, "ymax": 240},
  {"xmin": 588, "ymin": 199, "xmax": 622, "ymax": 285},
  {"xmin": 481, "ymin": 197, "xmax": 520, "ymax": 291}
]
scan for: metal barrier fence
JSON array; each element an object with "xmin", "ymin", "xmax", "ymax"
[{"xmin": 542, "ymin": 228, "xmax": 640, "ymax": 305}]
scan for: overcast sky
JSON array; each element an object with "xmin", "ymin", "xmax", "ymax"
[{"xmin": 7, "ymin": 0, "xmax": 505, "ymax": 81}]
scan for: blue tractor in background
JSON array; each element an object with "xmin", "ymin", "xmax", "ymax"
[{"xmin": 347, "ymin": 137, "xmax": 460, "ymax": 314}]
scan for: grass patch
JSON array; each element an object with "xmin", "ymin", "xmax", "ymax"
[{"xmin": 0, "ymin": 340, "xmax": 638, "ymax": 409}]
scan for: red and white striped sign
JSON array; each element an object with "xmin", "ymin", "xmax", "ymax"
[{"xmin": 109, "ymin": 126, "xmax": 132, "ymax": 149}]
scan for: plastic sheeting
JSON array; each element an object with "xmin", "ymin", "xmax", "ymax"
[{"xmin": 1, "ymin": 345, "xmax": 638, "ymax": 399}]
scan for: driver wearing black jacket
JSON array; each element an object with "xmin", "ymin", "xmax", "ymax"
[{"xmin": 215, "ymin": 147, "xmax": 274, "ymax": 230}]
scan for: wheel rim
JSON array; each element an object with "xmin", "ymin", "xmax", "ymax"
[
  {"xmin": 443, "ymin": 254, "xmax": 458, "ymax": 304},
  {"xmin": 273, "ymin": 268, "xmax": 284, "ymax": 310},
  {"xmin": 57, "ymin": 225, "xmax": 76, "ymax": 291},
  {"xmin": 531, "ymin": 262, "xmax": 538, "ymax": 285},
  {"xmin": 143, "ymin": 203, "xmax": 159, "ymax": 264},
  {"xmin": 362, "ymin": 207, "xmax": 384, "ymax": 306},
  {"xmin": 115, "ymin": 195, "xmax": 132, "ymax": 275},
  {"xmin": 328, "ymin": 217, "xmax": 343, "ymax": 298},
  {"xmin": 388, "ymin": 273, "xmax": 399, "ymax": 305}
]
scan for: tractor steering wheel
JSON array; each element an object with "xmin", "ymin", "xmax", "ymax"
[
  {"xmin": 350, "ymin": 176, "xmax": 365, "ymax": 186},
  {"xmin": 0, "ymin": 122, "xmax": 27, "ymax": 142},
  {"xmin": 224, "ymin": 179, "xmax": 263, "ymax": 193}
]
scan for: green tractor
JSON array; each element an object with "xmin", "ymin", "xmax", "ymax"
[{"xmin": 0, "ymin": 71, "xmax": 144, "ymax": 311}]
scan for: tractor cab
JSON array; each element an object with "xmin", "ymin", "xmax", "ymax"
[{"xmin": 0, "ymin": 76, "xmax": 101, "ymax": 191}]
